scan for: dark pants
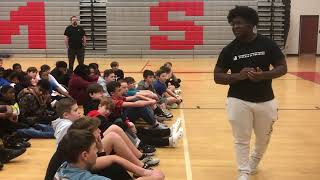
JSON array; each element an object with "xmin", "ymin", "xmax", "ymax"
[
  {"xmin": 125, "ymin": 106, "xmax": 156, "ymax": 126},
  {"xmin": 0, "ymin": 119, "xmax": 28, "ymax": 138},
  {"xmin": 68, "ymin": 47, "xmax": 84, "ymax": 71},
  {"xmin": 137, "ymin": 128, "xmax": 171, "ymax": 147},
  {"xmin": 16, "ymin": 124, "xmax": 54, "ymax": 139}
]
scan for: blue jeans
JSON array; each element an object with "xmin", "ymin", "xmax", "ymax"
[
  {"xmin": 124, "ymin": 106, "xmax": 156, "ymax": 126},
  {"xmin": 17, "ymin": 124, "xmax": 54, "ymax": 138}
]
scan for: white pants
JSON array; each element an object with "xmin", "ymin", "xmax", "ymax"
[{"xmin": 226, "ymin": 97, "xmax": 278, "ymax": 174}]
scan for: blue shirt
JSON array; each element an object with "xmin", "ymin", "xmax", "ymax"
[
  {"xmin": 153, "ymin": 80, "xmax": 167, "ymax": 96},
  {"xmin": 127, "ymin": 89, "xmax": 139, "ymax": 96},
  {"xmin": 55, "ymin": 162, "xmax": 111, "ymax": 180}
]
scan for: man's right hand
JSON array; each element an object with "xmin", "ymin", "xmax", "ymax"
[{"xmin": 239, "ymin": 67, "xmax": 255, "ymax": 80}]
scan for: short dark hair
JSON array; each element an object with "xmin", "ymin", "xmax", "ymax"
[
  {"xmin": 227, "ymin": 6, "xmax": 259, "ymax": 26},
  {"xmin": 110, "ymin": 61, "xmax": 119, "ymax": 68},
  {"xmin": 55, "ymin": 98, "xmax": 77, "ymax": 118},
  {"xmin": 124, "ymin": 77, "xmax": 135, "ymax": 84},
  {"xmin": 27, "ymin": 67, "xmax": 38, "ymax": 73},
  {"xmin": 8, "ymin": 71, "xmax": 24, "ymax": 82},
  {"xmin": 155, "ymin": 69, "xmax": 166, "ymax": 77},
  {"xmin": 106, "ymin": 81, "xmax": 120, "ymax": 95},
  {"xmin": 3, "ymin": 69, "xmax": 14, "ymax": 80},
  {"xmin": 12, "ymin": 63, "xmax": 21, "ymax": 70},
  {"xmin": 56, "ymin": 61, "xmax": 68, "ymax": 68},
  {"xmin": 88, "ymin": 63, "xmax": 99, "ymax": 70},
  {"xmin": 37, "ymin": 79, "xmax": 50, "ymax": 92},
  {"xmin": 160, "ymin": 66, "xmax": 171, "ymax": 74},
  {"xmin": 59, "ymin": 129, "xmax": 96, "ymax": 163},
  {"xmin": 40, "ymin": 64, "xmax": 50, "ymax": 72},
  {"xmin": 68, "ymin": 116, "xmax": 101, "ymax": 133},
  {"xmin": 70, "ymin": 16, "xmax": 77, "ymax": 21},
  {"xmin": 74, "ymin": 64, "xmax": 90, "ymax": 80},
  {"xmin": 164, "ymin": 62, "xmax": 172, "ymax": 67},
  {"xmin": 143, "ymin": 70, "xmax": 154, "ymax": 79},
  {"xmin": 87, "ymin": 83, "xmax": 104, "ymax": 95},
  {"xmin": 0, "ymin": 85, "xmax": 14, "ymax": 94},
  {"xmin": 103, "ymin": 69, "xmax": 114, "ymax": 78}
]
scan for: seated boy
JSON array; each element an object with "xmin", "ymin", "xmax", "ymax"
[
  {"xmin": 51, "ymin": 98, "xmax": 82, "ymax": 145},
  {"xmin": 16, "ymin": 79, "xmax": 56, "ymax": 138},
  {"xmin": 154, "ymin": 69, "xmax": 182, "ymax": 108},
  {"xmin": 163, "ymin": 62, "xmax": 181, "ymax": 89},
  {"xmin": 122, "ymin": 78, "xmax": 172, "ymax": 119},
  {"xmin": 97, "ymin": 69, "xmax": 116, "ymax": 97},
  {"xmin": 110, "ymin": 61, "xmax": 124, "ymax": 81},
  {"xmin": 107, "ymin": 81, "xmax": 167, "ymax": 130},
  {"xmin": 55, "ymin": 129, "xmax": 165, "ymax": 180},
  {"xmin": 83, "ymin": 83, "xmax": 104, "ymax": 115},
  {"xmin": 87, "ymin": 97, "xmax": 156, "ymax": 154}
]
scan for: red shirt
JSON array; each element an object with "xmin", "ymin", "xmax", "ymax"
[{"xmin": 111, "ymin": 96, "xmax": 126, "ymax": 118}]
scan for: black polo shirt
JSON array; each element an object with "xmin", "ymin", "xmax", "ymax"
[
  {"xmin": 216, "ymin": 34, "xmax": 285, "ymax": 102},
  {"xmin": 64, "ymin": 25, "xmax": 85, "ymax": 49}
]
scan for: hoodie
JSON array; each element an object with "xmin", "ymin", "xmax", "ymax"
[
  {"xmin": 52, "ymin": 118, "xmax": 73, "ymax": 145},
  {"xmin": 54, "ymin": 162, "xmax": 110, "ymax": 180}
]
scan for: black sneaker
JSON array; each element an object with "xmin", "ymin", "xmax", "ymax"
[
  {"xmin": 0, "ymin": 161, "xmax": 3, "ymax": 170},
  {"xmin": 139, "ymin": 144, "xmax": 156, "ymax": 156},
  {"xmin": 162, "ymin": 110, "xmax": 173, "ymax": 118},
  {"xmin": 0, "ymin": 148, "xmax": 26, "ymax": 163},
  {"xmin": 3, "ymin": 134, "xmax": 31, "ymax": 149}
]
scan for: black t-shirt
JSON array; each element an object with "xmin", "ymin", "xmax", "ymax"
[
  {"xmin": 114, "ymin": 69, "xmax": 124, "ymax": 80},
  {"xmin": 216, "ymin": 34, "xmax": 285, "ymax": 102},
  {"xmin": 64, "ymin": 25, "xmax": 85, "ymax": 49}
]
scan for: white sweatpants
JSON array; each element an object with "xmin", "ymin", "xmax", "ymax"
[{"xmin": 226, "ymin": 97, "xmax": 278, "ymax": 174}]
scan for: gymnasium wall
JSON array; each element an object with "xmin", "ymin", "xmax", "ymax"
[
  {"xmin": 286, "ymin": 0, "xmax": 320, "ymax": 54},
  {"xmin": 0, "ymin": 0, "xmax": 79, "ymax": 55},
  {"xmin": 0, "ymin": 0, "xmax": 258, "ymax": 57}
]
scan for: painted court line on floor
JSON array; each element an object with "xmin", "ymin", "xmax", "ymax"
[{"xmin": 179, "ymin": 102, "xmax": 193, "ymax": 180}]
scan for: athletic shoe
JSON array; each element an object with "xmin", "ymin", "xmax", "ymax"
[
  {"xmin": 249, "ymin": 156, "xmax": 261, "ymax": 175},
  {"xmin": 169, "ymin": 127, "xmax": 183, "ymax": 147},
  {"xmin": 0, "ymin": 161, "xmax": 3, "ymax": 170},
  {"xmin": 141, "ymin": 156, "xmax": 160, "ymax": 167},
  {"xmin": 174, "ymin": 89, "xmax": 182, "ymax": 95},
  {"xmin": 139, "ymin": 144, "xmax": 156, "ymax": 156},
  {"xmin": 238, "ymin": 172, "xmax": 249, "ymax": 180},
  {"xmin": 170, "ymin": 118, "xmax": 181, "ymax": 134},
  {"xmin": 151, "ymin": 123, "xmax": 169, "ymax": 130},
  {"xmin": 157, "ymin": 112, "xmax": 173, "ymax": 119},
  {"xmin": 162, "ymin": 109, "xmax": 173, "ymax": 118},
  {"xmin": 0, "ymin": 148, "xmax": 26, "ymax": 163},
  {"xmin": 154, "ymin": 115, "xmax": 166, "ymax": 122}
]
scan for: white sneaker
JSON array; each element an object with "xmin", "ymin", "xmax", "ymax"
[
  {"xmin": 169, "ymin": 127, "xmax": 183, "ymax": 147},
  {"xmin": 174, "ymin": 89, "xmax": 182, "ymax": 95},
  {"xmin": 170, "ymin": 118, "xmax": 181, "ymax": 135},
  {"xmin": 238, "ymin": 173, "xmax": 249, "ymax": 180},
  {"xmin": 249, "ymin": 157, "xmax": 261, "ymax": 175}
]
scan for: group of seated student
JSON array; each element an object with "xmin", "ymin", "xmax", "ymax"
[{"xmin": 0, "ymin": 57, "xmax": 183, "ymax": 179}]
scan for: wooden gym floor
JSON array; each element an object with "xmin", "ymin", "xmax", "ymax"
[{"xmin": 0, "ymin": 56, "xmax": 320, "ymax": 180}]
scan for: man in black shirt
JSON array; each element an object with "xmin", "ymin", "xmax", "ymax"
[
  {"xmin": 214, "ymin": 6, "xmax": 287, "ymax": 180},
  {"xmin": 64, "ymin": 16, "xmax": 86, "ymax": 71}
]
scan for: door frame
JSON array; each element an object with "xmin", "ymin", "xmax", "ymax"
[{"xmin": 298, "ymin": 15, "xmax": 319, "ymax": 55}]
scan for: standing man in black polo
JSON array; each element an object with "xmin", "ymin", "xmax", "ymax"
[
  {"xmin": 64, "ymin": 16, "xmax": 86, "ymax": 71},
  {"xmin": 214, "ymin": 6, "xmax": 287, "ymax": 180}
]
